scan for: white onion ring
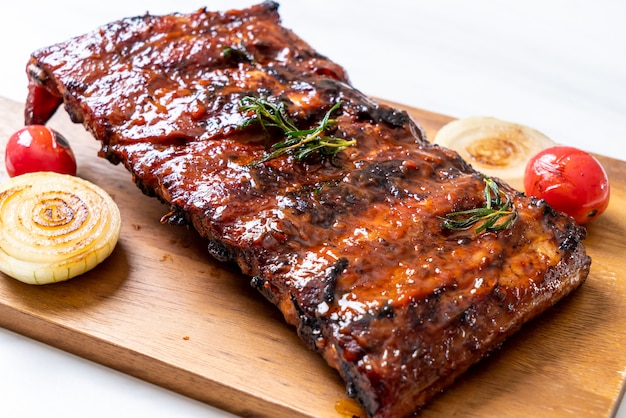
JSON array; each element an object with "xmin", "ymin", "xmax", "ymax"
[
  {"xmin": 0, "ymin": 172, "xmax": 121, "ymax": 284},
  {"xmin": 433, "ymin": 116, "xmax": 556, "ymax": 191}
]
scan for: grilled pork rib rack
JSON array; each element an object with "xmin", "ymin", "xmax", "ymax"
[{"xmin": 24, "ymin": 2, "xmax": 591, "ymax": 417}]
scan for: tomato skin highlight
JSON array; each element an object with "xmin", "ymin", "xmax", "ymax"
[
  {"xmin": 524, "ymin": 145, "xmax": 610, "ymax": 225},
  {"xmin": 5, "ymin": 125, "xmax": 77, "ymax": 177}
]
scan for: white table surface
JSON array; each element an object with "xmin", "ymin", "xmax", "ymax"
[{"xmin": 1, "ymin": 1, "xmax": 625, "ymax": 417}]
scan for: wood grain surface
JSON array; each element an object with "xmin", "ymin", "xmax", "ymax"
[{"xmin": 0, "ymin": 96, "xmax": 625, "ymax": 417}]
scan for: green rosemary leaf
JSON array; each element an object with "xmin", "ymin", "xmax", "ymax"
[
  {"xmin": 239, "ymin": 97, "xmax": 355, "ymax": 165},
  {"xmin": 221, "ymin": 45, "xmax": 255, "ymax": 64},
  {"xmin": 440, "ymin": 177, "xmax": 517, "ymax": 233}
]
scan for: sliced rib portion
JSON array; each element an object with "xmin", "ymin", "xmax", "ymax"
[{"xmin": 24, "ymin": 2, "xmax": 590, "ymax": 417}]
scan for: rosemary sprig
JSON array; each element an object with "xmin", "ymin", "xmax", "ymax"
[
  {"xmin": 221, "ymin": 43, "xmax": 254, "ymax": 64},
  {"xmin": 239, "ymin": 96, "xmax": 356, "ymax": 164},
  {"xmin": 440, "ymin": 177, "xmax": 517, "ymax": 233}
]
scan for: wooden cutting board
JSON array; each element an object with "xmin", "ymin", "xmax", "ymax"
[{"xmin": 0, "ymin": 96, "xmax": 625, "ymax": 418}]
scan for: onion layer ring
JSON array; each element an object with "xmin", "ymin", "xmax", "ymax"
[
  {"xmin": 0, "ymin": 172, "xmax": 121, "ymax": 284},
  {"xmin": 433, "ymin": 116, "xmax": 556, "ymax": 191}
]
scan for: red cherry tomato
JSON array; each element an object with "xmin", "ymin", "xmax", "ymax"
[
  {"xmin": 524, "ymin": 145, "xmax": 610, "ymax": 225},
  {"xmin": 5, "ymin": 125, "xmax": 77, "ymax": 177}
]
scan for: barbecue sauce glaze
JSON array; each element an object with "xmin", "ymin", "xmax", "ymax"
[{"xmin": 26, "ymin": 2, "xmax": 590, "ymax": 417}]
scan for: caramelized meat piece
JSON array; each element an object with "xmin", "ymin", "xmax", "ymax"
[{"xmin": 24, "ymin": 2, "xmax": 590, "ymax": 417}]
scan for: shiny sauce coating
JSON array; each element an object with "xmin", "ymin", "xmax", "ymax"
[{"xmin": 26, "ymin": 2, "xmax": 590, "ymax": 417}]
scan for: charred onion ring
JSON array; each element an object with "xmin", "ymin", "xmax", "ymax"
[
  {"xmin": 0, "ymin": 172, "xmax": 121, "ymax": 284},
  {"xmin": 433, "ymin": 116, "xmax": 556, "ymax": 191}
]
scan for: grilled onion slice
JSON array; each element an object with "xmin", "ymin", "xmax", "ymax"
[
  {"xmin": 433, "ymin": 116, "xmax": 556, "ymax": 191},
  {"xmin": 0, "ymin": 172, "xmax": 121, "ymax": 285}
]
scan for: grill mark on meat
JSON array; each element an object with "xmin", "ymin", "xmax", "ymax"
[
  {"xmin": 24, "ymin": 2, "xmax": 591, "ymax": 417},
  {"xmin": 323, "ymin": 257, "xmax": 349, "ymax": 303}
]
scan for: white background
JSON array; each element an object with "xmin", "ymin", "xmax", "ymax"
[{"xmin": 0, "ymin": 1, "xmax": 625, "ymax": 417}]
